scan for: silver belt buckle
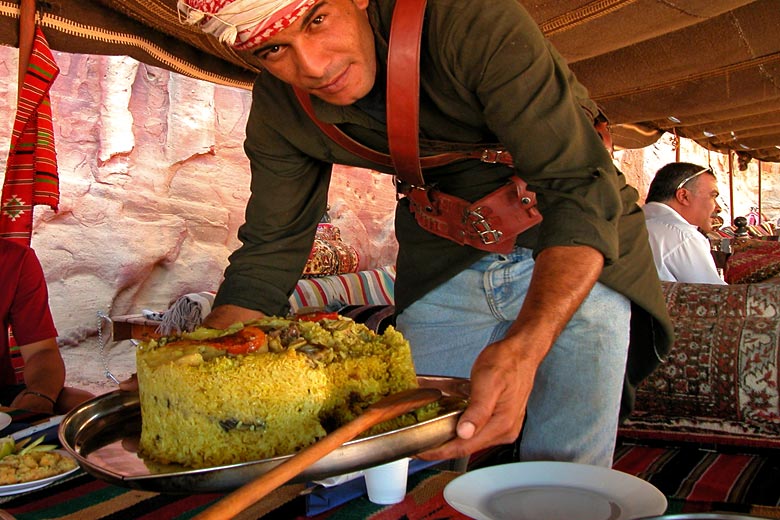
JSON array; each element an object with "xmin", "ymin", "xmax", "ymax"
[{"xmin": 466, "ymin": 207, "xmax": 503, "ymax": 245}]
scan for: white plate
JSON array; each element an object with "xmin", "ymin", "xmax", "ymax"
[
  {"xmin": 0, "ymin": 450, "xmax": 80, "ymax": 496},
  {"xmin": 0, "ymin": 412, "xmax": 11, "ymax": 432},
  {"xmin": 444, "ymin": 461, "xmax": 667, "ymax": 520}
]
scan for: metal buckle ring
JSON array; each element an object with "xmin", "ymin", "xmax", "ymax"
[
  {"xmin": 480, "ymin": 149, "xmax": 509, "ymax": 164},
  {"xmin": 466, "ymin": 207, "xmax": 503, "ymax": 245}
]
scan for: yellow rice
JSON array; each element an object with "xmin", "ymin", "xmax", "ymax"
[{"xmin": 136, "ymin": 317, "xmax": 426, "ymax": 468}]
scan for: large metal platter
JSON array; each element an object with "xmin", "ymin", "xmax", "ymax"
[{"xmin": 58, "ymin": 375, "xmax": 469, "ymax": 493}]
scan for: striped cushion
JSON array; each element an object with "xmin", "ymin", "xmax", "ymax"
[
  {"xmin": 749, "ymin": 222, "xmax": 776, "ymax": 236},
  {"xmin": 717, "ymin": 223, "xmax": 777, "ymax": 238},
  {"xmin": 288, "ymin": 266, "xmax": 396, "ymax": 313}
]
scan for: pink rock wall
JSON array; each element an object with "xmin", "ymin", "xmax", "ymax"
[
  {"xmin": 0, "ymin": 49, "xmax": 396, "ymax": 347},
  {"xmin": 1, "ymin": 47, "xmax": 777, "ymax": 350}
]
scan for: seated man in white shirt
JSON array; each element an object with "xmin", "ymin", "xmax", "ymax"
[{"xmin": 643, "ymin": 162, "xmax": 726, "ymax": 284}]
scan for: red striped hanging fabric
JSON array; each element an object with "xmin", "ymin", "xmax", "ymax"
[{"xmin": 0, "ymin": 25, "xmax": 60, "ymax": 246}]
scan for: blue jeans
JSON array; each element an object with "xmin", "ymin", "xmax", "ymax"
[{"xmin": 396, "ymin": 247, "xmax": 630, "ymax": 466}]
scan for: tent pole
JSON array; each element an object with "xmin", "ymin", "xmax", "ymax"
[
  {"xmin": 758, "ymin": 160, "xmax": 762, "ymax": 223},
  {"xmin": 674, "ymin": 129, "xmax": 680, "ymax": 162},
  {"xmin": 728, "ymin": 150, "xmax": 735, "ymax": 226},
  {"xmin": 18, "ymin": 0, "xmax": 37, "ymax": 99}
]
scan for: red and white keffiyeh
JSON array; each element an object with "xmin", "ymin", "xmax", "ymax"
[{"xmin": 178, "ymin": 0, "xmax": 317, "ymax": 50}]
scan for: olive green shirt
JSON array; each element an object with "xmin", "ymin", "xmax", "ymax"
[{"xmin": 215, "ymin": 0, "xmax": 673, "ymax": 412}]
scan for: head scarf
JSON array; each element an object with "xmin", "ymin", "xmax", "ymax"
[{"xmin": 177, "ymin": 0, "xmax": 317, "ymax": 50}]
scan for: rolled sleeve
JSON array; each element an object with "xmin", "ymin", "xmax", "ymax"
[
  {"xmin": 214, "ymin": 83, "xmax": 332, "ymax": 316},
  {"xmin": 532, "ymin": 168, "xmax": 621, "ymax": 264}
]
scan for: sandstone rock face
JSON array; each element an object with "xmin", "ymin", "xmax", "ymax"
[
  {"xmin": 0, "ymin": 50, "xmax": 399, "ymax": 354},
  {"xmin": 0, "ymin": 48, "xmax": 778, "ymax": 394}
]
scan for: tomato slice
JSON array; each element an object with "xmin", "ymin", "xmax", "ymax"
[{"xmin": 212, "ymin": 326, "xmax": 267, "ymax": 355}]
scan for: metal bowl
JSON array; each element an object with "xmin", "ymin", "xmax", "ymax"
[{"xmin": 58, "ymin": 375, "xmax": 468, "ymax": 493}]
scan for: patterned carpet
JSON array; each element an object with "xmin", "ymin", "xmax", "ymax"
[{"xmin": 622, "ymin": 281, "xmax": 780, "ymax": 450}]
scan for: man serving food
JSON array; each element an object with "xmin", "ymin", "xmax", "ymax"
[{"xmin": 159, "ymin": 0, "xmax": 673, "ymax": 467}]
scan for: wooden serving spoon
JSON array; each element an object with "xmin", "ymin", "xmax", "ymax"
[{"xmin": 193, "ymin": 387, "xmax": 443, "ymax": 520}]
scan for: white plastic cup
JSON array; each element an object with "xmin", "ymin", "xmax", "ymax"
[{"xmin": 363, "ymin": 457, "xmax": 410, "ymax": 505}]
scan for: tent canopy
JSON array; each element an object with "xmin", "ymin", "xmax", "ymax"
[{"xmin": 1, "ymin": 0, "xmax": 779, "ymax": 162}]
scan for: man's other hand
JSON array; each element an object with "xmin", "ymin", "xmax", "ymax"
[{"xmin": 202, "ymin": 304, "xmax": 265, "ymax": 329}]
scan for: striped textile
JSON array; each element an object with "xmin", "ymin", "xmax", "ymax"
[
  {"xmin": 1, "ymin": 472, "xmax": 307, "ymax": 519},
  {"xmin": 2, "ymin": 435, "xmax": 779, "ymax": 519},
  {"xmin": 717, "ymin": 223, "xmax": 778, "ymax": 239},
  {"xmin": 289, "ymin": 266, "xmax": 396, "ymax": 312},
  {"xmin": 0, "ymin": 468, "xmax": 469, "ymax": 520},
  {"xmin": 613, "ymin": 442, "xmax": 780, "ymax": 516},
  {"xmin": 4, "ymin": 447, "xmax": 778, "ymax": 518},
  {"xmin": 472, "ymin": 441, "xmax": 780, "ymax": 517},
  {"xmin": 0, "ymin": 26, "xmax": 59, "ymax": 245},
  {"xmin": 1, "ymin": 28, "xmax": 59, "ymax": 381}
]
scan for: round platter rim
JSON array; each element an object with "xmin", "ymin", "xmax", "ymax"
[{"xmin": 58, "ymin": 375, "xmax": 468, "ymax": 493}]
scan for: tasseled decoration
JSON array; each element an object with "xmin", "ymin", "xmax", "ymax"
[
  {"xmin": 142, "ymin": 292, "xmax": 216, "ymax": 336},
  {"xmin": 217, "ymin": 25, "xmax": 239, "ymax": 46},
  {"xmin": 177, "ymin": 0, "xmax": 206, "ymax": 25}
]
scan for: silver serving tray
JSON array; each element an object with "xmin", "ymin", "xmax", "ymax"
[{"xmin": 58, "ymin": 375, "xmax": 468, "ymax": 493}]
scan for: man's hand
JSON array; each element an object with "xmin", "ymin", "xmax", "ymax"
[
  {"xmin": 416, "ymin": 336, "xmax": 535, "ymax": 460},
  {"xmin": 202, "ymin": 304, "xmax": 266, "ymax": 329}
]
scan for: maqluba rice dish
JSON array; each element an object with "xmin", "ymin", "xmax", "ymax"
[{"xmin": 136, "ymin": 314, "xmax": 437, "ymax": 468}]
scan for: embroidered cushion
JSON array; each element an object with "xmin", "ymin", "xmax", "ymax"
[{"xmin": 301, "ymin": 223, "xmax": 360, "ymax": 278}]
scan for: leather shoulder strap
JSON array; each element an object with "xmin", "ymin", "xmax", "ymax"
[
  {"xmin": 386, "ymin": 0, "xmax": 427, "ymax": 186},
  {"xmin": 293, "ymin": 87, "xmax": 395, "ymax": 168}
]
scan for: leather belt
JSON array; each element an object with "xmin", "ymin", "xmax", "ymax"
[{"xmin": 402, "ymin": 176, "xmax": 541, "ymax": 254}]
